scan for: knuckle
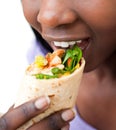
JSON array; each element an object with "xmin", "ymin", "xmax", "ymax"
[
  {"xmin": 48, "ymin": 113, "xmax": 65, "ymax": 130},
  {"xmin": 0, "ymin": 117, "xmax": 8, "ymax": 130},
  {"xmin": 21, "ymin": 105, "xmax": 31, "ymax": 119},
  {"xmin": 20, "ymin": 102, "xmax": 37, "ymax": 119}
]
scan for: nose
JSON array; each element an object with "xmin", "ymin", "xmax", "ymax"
[{"xmin": 37, "ymin": 0, "xmax": 77, "ymax": 28}]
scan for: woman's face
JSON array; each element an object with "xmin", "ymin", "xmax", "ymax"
[{"xmin": 22, "ymin": 0, "xmax": 116, "ymax": 72}]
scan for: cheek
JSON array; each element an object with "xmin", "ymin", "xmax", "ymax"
[
  {"xmin": 87, "ymin": 10, "xmax": 116, "ymax": 34},
  {"xmin": 22, "ymin": 1, "xmax": 39, "ymax": 28},
  {"xmin": 76, "ymin": 0, "xmax": 116, "ymax": 32}
]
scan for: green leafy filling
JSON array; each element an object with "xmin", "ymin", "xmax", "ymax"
[{"xmin": 35, "ymin": 46, "xmax": 82, "ymax": 79}]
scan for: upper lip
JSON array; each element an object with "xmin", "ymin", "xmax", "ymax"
[
  {"xmin": 42, "ymin": 33, "xmax": 91, "ymax": 42},
  {"xmin": 42, "ymin": 34, "xmax": 90, "ymax": 42}
]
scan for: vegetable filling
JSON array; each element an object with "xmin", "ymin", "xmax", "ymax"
[{"xmin": 27, "ymin": 45, "xmax": 82, "ymax": 79}]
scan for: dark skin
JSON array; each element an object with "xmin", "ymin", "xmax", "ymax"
[
  {"xmin": 77, "ymin": 57, "xmax": 116, "ymax": 130},
  {"xmin": 1, "ymin": 0, "xmax": 116, "ymax": 129}
]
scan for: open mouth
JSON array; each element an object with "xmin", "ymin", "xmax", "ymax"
[{"xmin": 52, "ymin": 38, "xmax": 90, "ymax": 51}]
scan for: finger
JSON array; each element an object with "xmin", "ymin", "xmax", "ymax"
[
  {"xmin": 28, "ymin": 109, "xmax": 75, "ymax": 130},
  {"xmin": 0, "ymin": 96, "xmax": 50, "ymax": 130},
  {"xmin": 61, "ymin": 124, "xmax": 70, "ymax": 130},
  {"xmin": 7, "ymin": 104, "xmax": 14, "ymax": 112}
]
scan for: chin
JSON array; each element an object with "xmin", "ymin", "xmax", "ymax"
[
  {"xmin": 82, "ymin": 58, "xmax": 99, "ymax": 73},
  {"xmin": 83, "ymin": 67, "xmax": 94, "ymax": 73}
]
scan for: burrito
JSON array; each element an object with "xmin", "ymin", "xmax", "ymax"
[{"xmin": 15, "ymin": 45, "xmax": 85, "ymax": 130}]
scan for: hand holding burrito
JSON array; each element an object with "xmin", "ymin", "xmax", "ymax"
[
  {"xmin": 14, "ymin": 46, "xmax": 85, "ymax": 129},
  {"xmin": 0, "ymin": 97, "xmax": 75, "ymax": 130}
]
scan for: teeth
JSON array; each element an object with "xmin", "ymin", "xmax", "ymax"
[
  {"xmin": 54, "ymin": 40, "xmax": 82, "ymax": 48},
  {"xmin": 54, "ymin": 41, "xmax": 61, "ymax": 47},
  {"xmin": 68, "ymin": 41, "xmax": 76, "ymax": 45},
  {"xmin": 61, "ymin": 42, "xmax": 69, "ymax": 48},
  {"xmin": 54, "ymin": 41, "xmax": 69, "ymax": 48},
  {"xmin": 76, "ymin": 40, "xmax": 82, "ymax": 43}
]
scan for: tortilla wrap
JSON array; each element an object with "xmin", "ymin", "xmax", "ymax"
[{"xmin": 15, "ymin": 54, "xmax": 85, "ymax": 130}]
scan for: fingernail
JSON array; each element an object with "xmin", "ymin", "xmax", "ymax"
[
  {"xmin": 35, "ymin": 96, "xmax": 50, "ymax": 109},
  {"xmin": 61, "ymin": 124, "xmax": 70, "ymax": 130},
  {"xmin": 61, "ymin": 109, "xmax": 75, "ymax": 121}
]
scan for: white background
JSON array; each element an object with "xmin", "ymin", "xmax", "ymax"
[{"xmin": 0, "ymin": 0, "xmax": 35, "ymax": 113}]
